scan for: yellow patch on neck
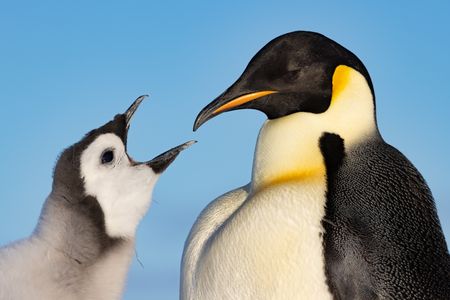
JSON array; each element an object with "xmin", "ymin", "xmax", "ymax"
[
  {"xmin": 257, "ymin": 166, "xmax": 326, "ymax": 192},
  {"xmin": 331, "ymin": 65, "xmax": 352, "ymax": 103},
  {"xmin": 251, "ymin": 64, "xmax": 375, "ymax": 193}
]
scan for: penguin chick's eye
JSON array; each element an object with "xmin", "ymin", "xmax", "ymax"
[{"xmin": 101, "ymin": 149, "xmax": 115, "ymax": 164}]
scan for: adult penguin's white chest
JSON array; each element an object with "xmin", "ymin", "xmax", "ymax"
[{"xmin": 194, "ymin": 177, "xmax": 332, "ymax": 300}]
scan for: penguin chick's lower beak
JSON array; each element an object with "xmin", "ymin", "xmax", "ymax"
[{"xmin": 145, "ymin": 141, "xmax": 196, "ymax": 173}]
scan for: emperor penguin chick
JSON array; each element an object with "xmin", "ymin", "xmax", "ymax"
[{"xmin": 0, "ymin": 96, "xmax": 194, "ymax": 300}]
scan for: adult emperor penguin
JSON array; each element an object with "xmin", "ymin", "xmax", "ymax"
[
  {"xmin": 182, "ymin": 31, "xmax": 450, "ymax": 299},
  {"xmin": 0, "ymin": 96, "xmax": 194, "ymax": 300}
]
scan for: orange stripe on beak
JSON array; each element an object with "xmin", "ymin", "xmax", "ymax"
[{"xmin": 212, "ymin": 90, "xmax": 278, "ymax": 115}]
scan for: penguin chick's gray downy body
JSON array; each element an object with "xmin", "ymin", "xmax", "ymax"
[
  {"xmin": 0, "ymin": 96, "xmax": 194, "ymax": 300},
  {"xmin": 182, "ymin": 32, "xmax": 450, "ymax": 299}
]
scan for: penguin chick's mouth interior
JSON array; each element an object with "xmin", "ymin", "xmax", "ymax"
[{"xmin": 121, "ymin": 95, "xmax": 196, "ymax": 173}]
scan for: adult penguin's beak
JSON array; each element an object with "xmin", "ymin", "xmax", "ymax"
[{"xmin": 193, "ymin": 90, "xmax": 277, "ymax": 131}]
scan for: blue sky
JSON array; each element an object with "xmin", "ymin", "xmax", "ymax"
[{"xmin": 0, "ymin": 1, "xmax": 449, "ymax": 299}]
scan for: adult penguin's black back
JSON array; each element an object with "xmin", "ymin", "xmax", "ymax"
[{"xmin": 321, "ymin": 133, "xmax": 450, "ymax": 299}]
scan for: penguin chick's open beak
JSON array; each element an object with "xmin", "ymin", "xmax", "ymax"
[
  {"xmin": 145, "ymin": 141, "xmax": 196, "ymax": 173},
  {"xmin": 193, "ymin": 91, "xmax": 277, "ymax": 131},
  {"xmin": 121, "ymin": 95, "xmax": 196, "ymax": 173}
]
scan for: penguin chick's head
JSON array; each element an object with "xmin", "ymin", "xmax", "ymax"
[
  {"xmin": 53, "ymin": 95, "xmax": 195, "ymax": 238},
  {"xmin": 193, "ymin": 31, "xmax": 375, "ymax": 130}
]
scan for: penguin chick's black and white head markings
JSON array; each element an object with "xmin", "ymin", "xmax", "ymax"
[
  {"xmin": 0, "ymin": 96, "xmax": 194, "ymax": 300},
  {"xmin": 55, "ymin": 95, "xmax": 194, "ymax": 238},
  {"xmin": 183, "ymin": 31, "xmax": 449, "ymax": 299}
]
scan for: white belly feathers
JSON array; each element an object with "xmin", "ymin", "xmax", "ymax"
[{"xmin": 188, "ymin": 179, "xmax": 332, "ymax": 300}]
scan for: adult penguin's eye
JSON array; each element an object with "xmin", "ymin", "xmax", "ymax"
[
  {"xmin": 283, "ymin": 69, "xmax": 300, "ymax": 83},
  {"xmin": 101, "ymin": 149, "xmax": 114, "ymax": 164}
]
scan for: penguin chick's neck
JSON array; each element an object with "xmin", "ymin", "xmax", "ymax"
[
  {"xmin": 32, "ymin": 189, "xmax": 136, "ymax": 297},
  {"xmin": 251, "ymin": 66, "xmax": 378, "ymax": 192},
  {"xmin": 36, "ymin": 189, "xmax": 123, "ymax": 265}
]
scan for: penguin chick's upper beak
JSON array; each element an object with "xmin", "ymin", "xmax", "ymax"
[
  {"xmin": 121, "ymin": 95, "xmax": 196, "ymax": 173},
  {"xmin": 125, "ymin": 95, "xmax": 148, "ymax": 129},
  {"xmin": 145, "ymin": 140, "xmax": 196, "ymax": 173},
  {"xmin": 193, "ymin": 90, "xmax": 277, "ymax": 131}
]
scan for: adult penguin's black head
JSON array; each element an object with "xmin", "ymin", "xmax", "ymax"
[{"xmin": 193, "ymin": 31, "xmax": 374, "ymax": 130}]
